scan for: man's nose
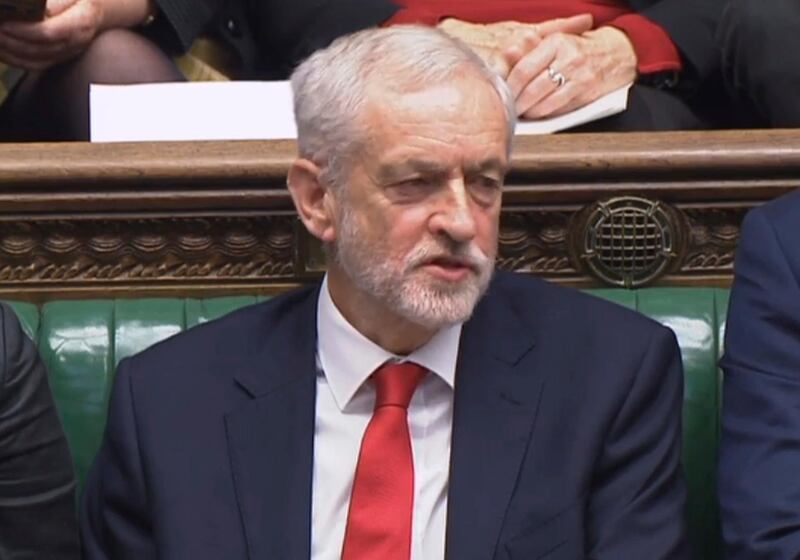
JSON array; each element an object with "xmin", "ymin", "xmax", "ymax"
[{"xmin": 429, "ymin": 179, "xmax": 477, "ymax": 243}]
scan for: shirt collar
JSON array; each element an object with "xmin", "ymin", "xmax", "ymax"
[{"xmin": 317, "ymin": 275, "xmax": 461, "ymax": 411}]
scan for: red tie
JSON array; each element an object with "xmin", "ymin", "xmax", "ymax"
[{"xmin": 341, "ymin": 362, "xmax": 427, "ymax": 560}]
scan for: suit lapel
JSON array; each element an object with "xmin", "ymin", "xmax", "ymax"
[
  {"xmin": 446, "ymin": 282, "xmax": 545, "ymax": 559},
  {"xmin": 224, "ymin": 288, "xmax": 319, "ymax": 559}
]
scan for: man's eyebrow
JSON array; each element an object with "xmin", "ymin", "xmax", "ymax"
[
  {"xmin": 376, "ymin": 159, "xmax": 448, "ymax": 181},
  {"xmin": 464, "ymin": 158, "xmax": 508, "ymax": 174},
  {"xmin": 376, "ymin": 157, "xmax": 508, "ymax": 182}
]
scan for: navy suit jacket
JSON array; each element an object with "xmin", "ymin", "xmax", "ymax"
[
  {"xmin": 719, "ymin": 188, "xmax": 800, "ymax": 558},
  {"xmin": 80, "ymin": 271, "xmax": 689, "ymax": 559}
]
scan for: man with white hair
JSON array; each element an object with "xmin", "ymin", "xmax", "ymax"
[{"xmin": 81, "ymin": 26, "xmax": 690, "ymax": 559}]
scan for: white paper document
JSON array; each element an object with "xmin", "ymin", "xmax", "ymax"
[
  {"xmin": 90, "ymin": 81, "xmax": 297, "ymax": 142},
  {"xmin": 515, "ymin": 84, "xmax": 631, "ymax": 135},
  {"xmin": 90, "ymin": 80, "xmax": 630, "ymax": 142}
]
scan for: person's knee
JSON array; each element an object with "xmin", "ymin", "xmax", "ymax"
[
  {"xmin": 718, "ymin": 0, "xmax": 762, "ymax": 58},
  {"xmin": 717, "ymin": 0, "xmax": 769, "ymax": 89},
  {"xmin": 76, "ymin": 28, "xmax": 181, "ymax": 84},
  {"xmin": 719, "ymin": 0, "xmax": 792, "ymax": 51},
  {"xmin": 720, "ymin": 0, "xmax": 763, "ymax": 36},
  {"xmin": 715, "ymin": 0, "xmax": 800, "ymax": 125}
]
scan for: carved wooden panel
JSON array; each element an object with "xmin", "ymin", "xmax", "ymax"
[
  {"xmin": 0, "ymin": 216, "xmax": 295, "ymax": 291},
  {"xmin": 682, "ymin": 207, "xmax": 746, "ymax": 274},
  {"xmin": 497, "ymin": 210, "xmax": 575, "ymax": 277},
  {"xmin": 0, "ymin": 130, "xmax": 797, "ymax": 299}
]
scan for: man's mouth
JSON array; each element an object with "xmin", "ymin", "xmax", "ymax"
[{"xmin": 420, "ymin": 256, "xmax": 477, "ymax": 282}]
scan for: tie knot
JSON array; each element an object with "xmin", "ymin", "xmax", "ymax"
[{"xmin": 372, "ymin": 362, "xmax": 427, "ymax": 409}]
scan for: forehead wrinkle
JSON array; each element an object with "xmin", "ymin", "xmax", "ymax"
[
  {"xmin": 379, "ymin": 158, "xmax": 449, "ymax": 177},
  {"xmin": 364, "ymin": 78, "xmax": 505, "ymax": 127},
  {"xmin": 357, "ymin": 79, "xmax": 509, "ymax": 175},
  {"xmin": 367, "ymin": 119, "xmax": 507, "ymax": 161}
]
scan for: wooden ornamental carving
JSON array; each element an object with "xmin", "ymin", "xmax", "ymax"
[
  {"xmin": 0, "ymin": 130, "xmax": 798, "ymax": 299},
  {"xmin": 0, "ymin": 216, "xmax": 295, "ymax": 293},
  {"xmin": 682, "ymin": 207, "xmax": 745, "ymax": 274},
  {"xmin": 497, "ymin": 211, "xmax": 575, "ymax": 276}
]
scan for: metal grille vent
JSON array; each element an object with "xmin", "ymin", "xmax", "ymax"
[{"xmin": 572, "ymin": 197, "xmax": 683, "ymax": 287}]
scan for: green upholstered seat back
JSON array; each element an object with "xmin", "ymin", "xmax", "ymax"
[{"xmin": 5, "ymin": 288, "xmax": 727, "ymax": 559}]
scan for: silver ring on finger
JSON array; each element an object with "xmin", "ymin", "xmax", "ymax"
[{"xmin": 547, "ymin": 66, "xmax": 567, "ymax": 87}]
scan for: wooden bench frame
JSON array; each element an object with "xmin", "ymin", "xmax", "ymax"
[{"xmin": 0, "ymin": 129, "xmax": 798, "ymax": 300}]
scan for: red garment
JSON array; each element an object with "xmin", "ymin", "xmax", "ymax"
[
  {"xmin": 341, "ymin": 362, "xmax": 427, "ymax": 560},
  {"xmin": 386, "ymin": 0, "xmax": 681, "ymax": 75}
]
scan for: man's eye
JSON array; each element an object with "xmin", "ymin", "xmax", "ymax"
[
  {"xmin": 399, "ymin": 177, "xmax": 429, "ymax": 188},
  {"xmin": 477, "ymin": 176, "xmax": 501, "ymax": 188},
  {"xmin": 469, "ymin": 176, "xmax": 502, "ymax": 203},
  {"xmin": 387, "ymin": 177, "xmax": 435, "ymax": 199}
]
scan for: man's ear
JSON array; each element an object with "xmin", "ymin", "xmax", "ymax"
[{"xmin": 287, "ymin": 159, "xmax": 337, "ymax": 243}]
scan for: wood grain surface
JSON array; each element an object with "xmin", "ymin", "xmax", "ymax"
[{"xmin": 0, "ymin": 130, "xmax": 797, "ymax": 299}]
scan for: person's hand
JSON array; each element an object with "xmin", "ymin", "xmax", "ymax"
[
  {"xmin": 0, "ymin": 0, "xmax": 104, "ymax": 70},
  {"xmin": 506, "ymin": 26, "xmax": 637, "ymax": 119},
  {"xmin": 438, "ymin": 15, "xmax": 594, "ymax": 78}
]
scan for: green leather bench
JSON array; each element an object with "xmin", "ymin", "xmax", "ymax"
[{"xmin": 4, "ymin": 287, "xmax": 729, "ymax": 559}]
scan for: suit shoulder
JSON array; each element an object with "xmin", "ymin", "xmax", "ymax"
[
  {"xmin": 749, "ymin": 188, "xmax": 800, "ymax": 238},
  {"xmin": 742, "ymin": 189, "xmax": 800, "ymax": 275},
  {"xmin": 490, "ymin": 271, "xmax": 670, "ymax": 341},
  {"xmin": 122, "ymin": 285, "xmax": 318, "ymax": 377}
]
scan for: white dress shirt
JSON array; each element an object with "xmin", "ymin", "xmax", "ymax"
[{"xmin": 311, "ymin": 277, "xmax": 461, "ymax": 560}]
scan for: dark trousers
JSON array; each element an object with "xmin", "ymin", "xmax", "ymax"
[
  {"xmin": 717, "ymin": 0, "xmax": 800, "ymax": 127},
  {"xmin": 571, "ymin": 84, "xmax": 713, "ymax": 132}
]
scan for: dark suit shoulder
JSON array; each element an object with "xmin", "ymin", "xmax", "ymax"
[
  {"xmin": 489, "ymin": 270, "xmax": 670, "ymax": 344},
  {"xmin": 742, "ymin": 189, "xmax": 800, "ymax": 278},
  {"xmin": 122, "ymin": 284, "xmax": 319, "ymax": 381},
  {"xmin": 752, "ymin": 187, "xmax": 800, "ymax": 232}
]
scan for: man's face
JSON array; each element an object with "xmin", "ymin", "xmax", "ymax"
[{"xmin": 328, "ymin": 75, "xmax": 509, "ymax": 330}]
